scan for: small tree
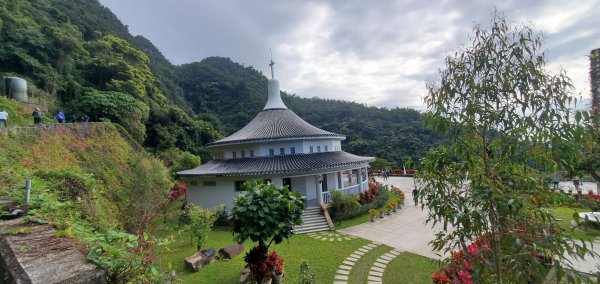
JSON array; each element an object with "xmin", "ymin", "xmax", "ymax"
[
  {"xmin": 231, "ymin": 180, "xmax": 304, "ymax": 253},
  {"xmin": 421, "ymin": 12, "xmax": 593, "ymax": 283},
  {"xmin": 185, "ymin": 204, "xmax": 217, "ymax": 251}
]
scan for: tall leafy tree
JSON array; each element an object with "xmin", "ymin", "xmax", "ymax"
[
  {"xmin": 578, "ymin": 48, "xmax": 600, "ymax": 193},
  {"xmin": 420, "ymin": 13, "xmax": 592, "ymax": 282}
]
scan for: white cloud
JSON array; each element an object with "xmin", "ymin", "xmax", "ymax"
[{"xmin": 99, "ymin": 0, "xmax": 600, "ymax": 109}]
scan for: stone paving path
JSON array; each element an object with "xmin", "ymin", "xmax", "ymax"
[
  {"xmin": 333, "ymin": 242, "xmax": 378, "ymax": 284},
  {"xmin": 307, "ymin": 231, "xmax": 357, "ymax": 242},
  {"xmin": 367, "ymin": 249, "xmax": 401, "ymax": 284}
]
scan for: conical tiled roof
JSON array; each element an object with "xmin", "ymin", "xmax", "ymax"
[{"xmin": 207, "ymin": 109, "xmax": 345, "ymax": 147}]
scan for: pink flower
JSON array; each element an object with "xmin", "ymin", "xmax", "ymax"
[
  {"xmin": 463, "ymin": 261, "xmax": 471, "ymax": 271},
  {"xmin": 467, "ymin": 243, "xmax": 479, "ymax": 256},
  {"xmin": 457, "ymin": 270, "xmax": 473, "ymax": 284}
]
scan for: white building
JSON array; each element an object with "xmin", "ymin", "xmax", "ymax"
[{"xmin": 178, "ymin": 62, "xmax": 374, "ymax": 210}]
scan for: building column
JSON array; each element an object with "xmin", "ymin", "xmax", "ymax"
[{"xmin": 316, "ymin": 174, "xmax": 322, "ymax": 204}]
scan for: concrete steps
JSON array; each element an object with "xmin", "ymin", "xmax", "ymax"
[{"xmin": 294, "ymin": 207, "xmax": 330, "ymax": 234}]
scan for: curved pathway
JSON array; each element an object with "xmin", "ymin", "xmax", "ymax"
[
  {"xmin": 333, "ymin": 242, "xmax": 378, "ymax": 284},
  {"xmin": 367, "ymin": 249, "xmax": 401, "ymax": 284},
  {"xmin": 307, "ymin": 231, "xmax": 356, "ymax": 242}
]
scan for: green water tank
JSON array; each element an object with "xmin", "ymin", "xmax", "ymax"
[{"xmin": 4, "ymin": 77, "xmax": 28, "ymax": 102}]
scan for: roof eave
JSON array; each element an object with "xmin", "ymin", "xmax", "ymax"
[{"xmin": 207, "ymin": 134, "xmax": 346, "ymax": 148}]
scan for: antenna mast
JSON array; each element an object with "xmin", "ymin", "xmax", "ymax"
[{"xmin": 269, "ymin": 48, "xmax": 275, "ymax": 79}]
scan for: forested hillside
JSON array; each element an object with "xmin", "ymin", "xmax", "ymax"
[
  {"xmin": 0, "ymin": 0, "xmax": 443, "ymax": 165},
  {"xmin": 0, "ymin": 0, "xmax": 218, "ymax": 161}
]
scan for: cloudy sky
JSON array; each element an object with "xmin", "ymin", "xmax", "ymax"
[{"xmin": 98, "ymin": 0, "xmax": 600, "ymax": 109}]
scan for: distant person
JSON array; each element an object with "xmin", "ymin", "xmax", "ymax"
[
  {"xmin": 54, "ymin": 111, "xmax": 65, "ymax": 123},
  {"xmin": 573, "ymin": 176, "xmax": 580, "ymax": 191},
  {"xmin": 0, "ymin": 109, "xmax": 8, "ymax": 128},
  {"xmin": 412, "ymin": 188, "xmax": 419, "ymax": 206},
  {"xmin": 552, "ymin": 175, "xmax": 560, "ymax": 191},
  {"xmin": 32, "ymin": 108, "xmax": 42, "ymax": 125}
]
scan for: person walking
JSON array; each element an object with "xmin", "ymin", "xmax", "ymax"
[
  {"xmin": 0, "ymin": 109, "xmax": 8, "ymax": 128},
  {"xmin": 54, "ymin": 111, "xmax": 65, "ymax": 123},
  {"xmin": 552, "ymin": 175, "xmax": 560, "ymax": 191},
  {"xmin": 32, "ymin": 108, "xmax": 42, "ymax": 125},
  {"xmin": 412, "ymin": 188, "xmax": 419, "ymax": 206}
]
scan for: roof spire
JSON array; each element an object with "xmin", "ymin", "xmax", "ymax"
[
  {"xmin": 263, "ymin": 49, "xmax": 287, "ymax": 110},
  {"xmin": 269, "ymin": 48, "xmax": 275, "ymax": 79}
]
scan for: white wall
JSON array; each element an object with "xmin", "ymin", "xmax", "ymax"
[
  {"xmin": 184, "ymin": 176, "xmax": 240, "ymax": 210},
  {"xmin": 291, "ymin": 177, "xmax": 307, "ymax": 197},
  {"xmin": 211, "ymin": 138, "xmax": 344, "ymax": 160},
  {"xmin": 258, "ymin": 141, "xmax": 304, "ymax": 156},
  {"xmin": 301, "ymin": 139, "xmax": 342, "ymax": 154},
  {"xmin": 185, "ymin": 175, "xmax": 283, "ymax": 210},
  {"xmin": 304, "ymin": 175, "xmax": 317, "ymax": 201},
  {"xmin": 325, "ymin": 172, "xmax": 338, "ymax": 190}
]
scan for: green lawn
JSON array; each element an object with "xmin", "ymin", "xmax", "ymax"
[
  {"xmin": 383, "ymin": 252, "xmax": 441, "ymax": 284},
  {"xmin": 151, "ymin": 202, "xmax": 369, "ymax": 283},
  {"xmin": 151, "ymin": 194, "xmax": 437, "ymax": 283},
  {"xmin": 549, "ymin": 206, "xmax": 600, "ymax": 241}
]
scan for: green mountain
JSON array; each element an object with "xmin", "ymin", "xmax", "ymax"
[{"xmin": 0, "ymin": 0, "xmax": 443, "ymax": 166}]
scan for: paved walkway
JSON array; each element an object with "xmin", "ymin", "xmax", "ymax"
[
  {"xmin": 340, "ymin": 177, "xmax": 447, "ymax": 260},
  {"xmin": 339, "ymin": 176, "xmax": 600, "ymax": 273}
]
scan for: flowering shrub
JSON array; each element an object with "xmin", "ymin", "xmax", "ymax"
[
  {"xmin": 389, "ymin": 169, "xmax": 416, "ymax": 175},
  {"xmin": 167, "ymin": 182, "xmax": 186, "ymax": 201},
  {"xmin": 432, "ymin": 238, "xmax": 489, "ymax": 284},
  {"xmin": 358, "ymin": 183, "xmax": 380, "ymax": 205},
  {"xmin": 244, "ymin": 247, "xmax": 282, "ymax": 281},
  {"xmin": 580, "ymin": 191, "xmax": 600, "ymax": 211}
]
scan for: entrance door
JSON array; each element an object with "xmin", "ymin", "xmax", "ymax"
[
  {"xmin": 283, "ymin": 177, "xmax": 292, "ymax": 191},
  {"xmin": 321, "ymin": 174, "xmax": 328, "ymax": 192}
]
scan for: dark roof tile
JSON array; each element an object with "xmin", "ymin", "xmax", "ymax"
[
  {"xmin": 177, "ymin": 151, "xmax": 374, "ymax": 177},
  {"xmin": 207, "ymin": 109, "xmax": 344, "ymax": 147}
]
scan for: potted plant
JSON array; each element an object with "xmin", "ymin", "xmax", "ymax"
[
  {"xmin": 389, "ymin": 202, "xmax": 397, "ymax": 213},
  {"xmin": 379, "ymin": 209, "xmax": 385, "ymax": 218},
  {"xmin": 369, "ymin": 209, "xmax": 378, "ymax": 222},
  {"xmin": 272, "ymin": 253, "xmax": 284, "ymax": 284},
  {"xmin": 386, "ymin": 208, "xmax": 392, "ymax": 216}
]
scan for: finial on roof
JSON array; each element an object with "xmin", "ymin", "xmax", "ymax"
[
  {"xmin": 263, "ymin": 49, "xmax": 287, "ymax": 110},
  {"xmin": 269, "ymin": 48, "xmax": 275, "ymax": 79}
]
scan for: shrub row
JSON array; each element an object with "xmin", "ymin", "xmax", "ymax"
[{"xmin": 329, "ymin": 189, "xmax": 389, "ymax": 221}]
